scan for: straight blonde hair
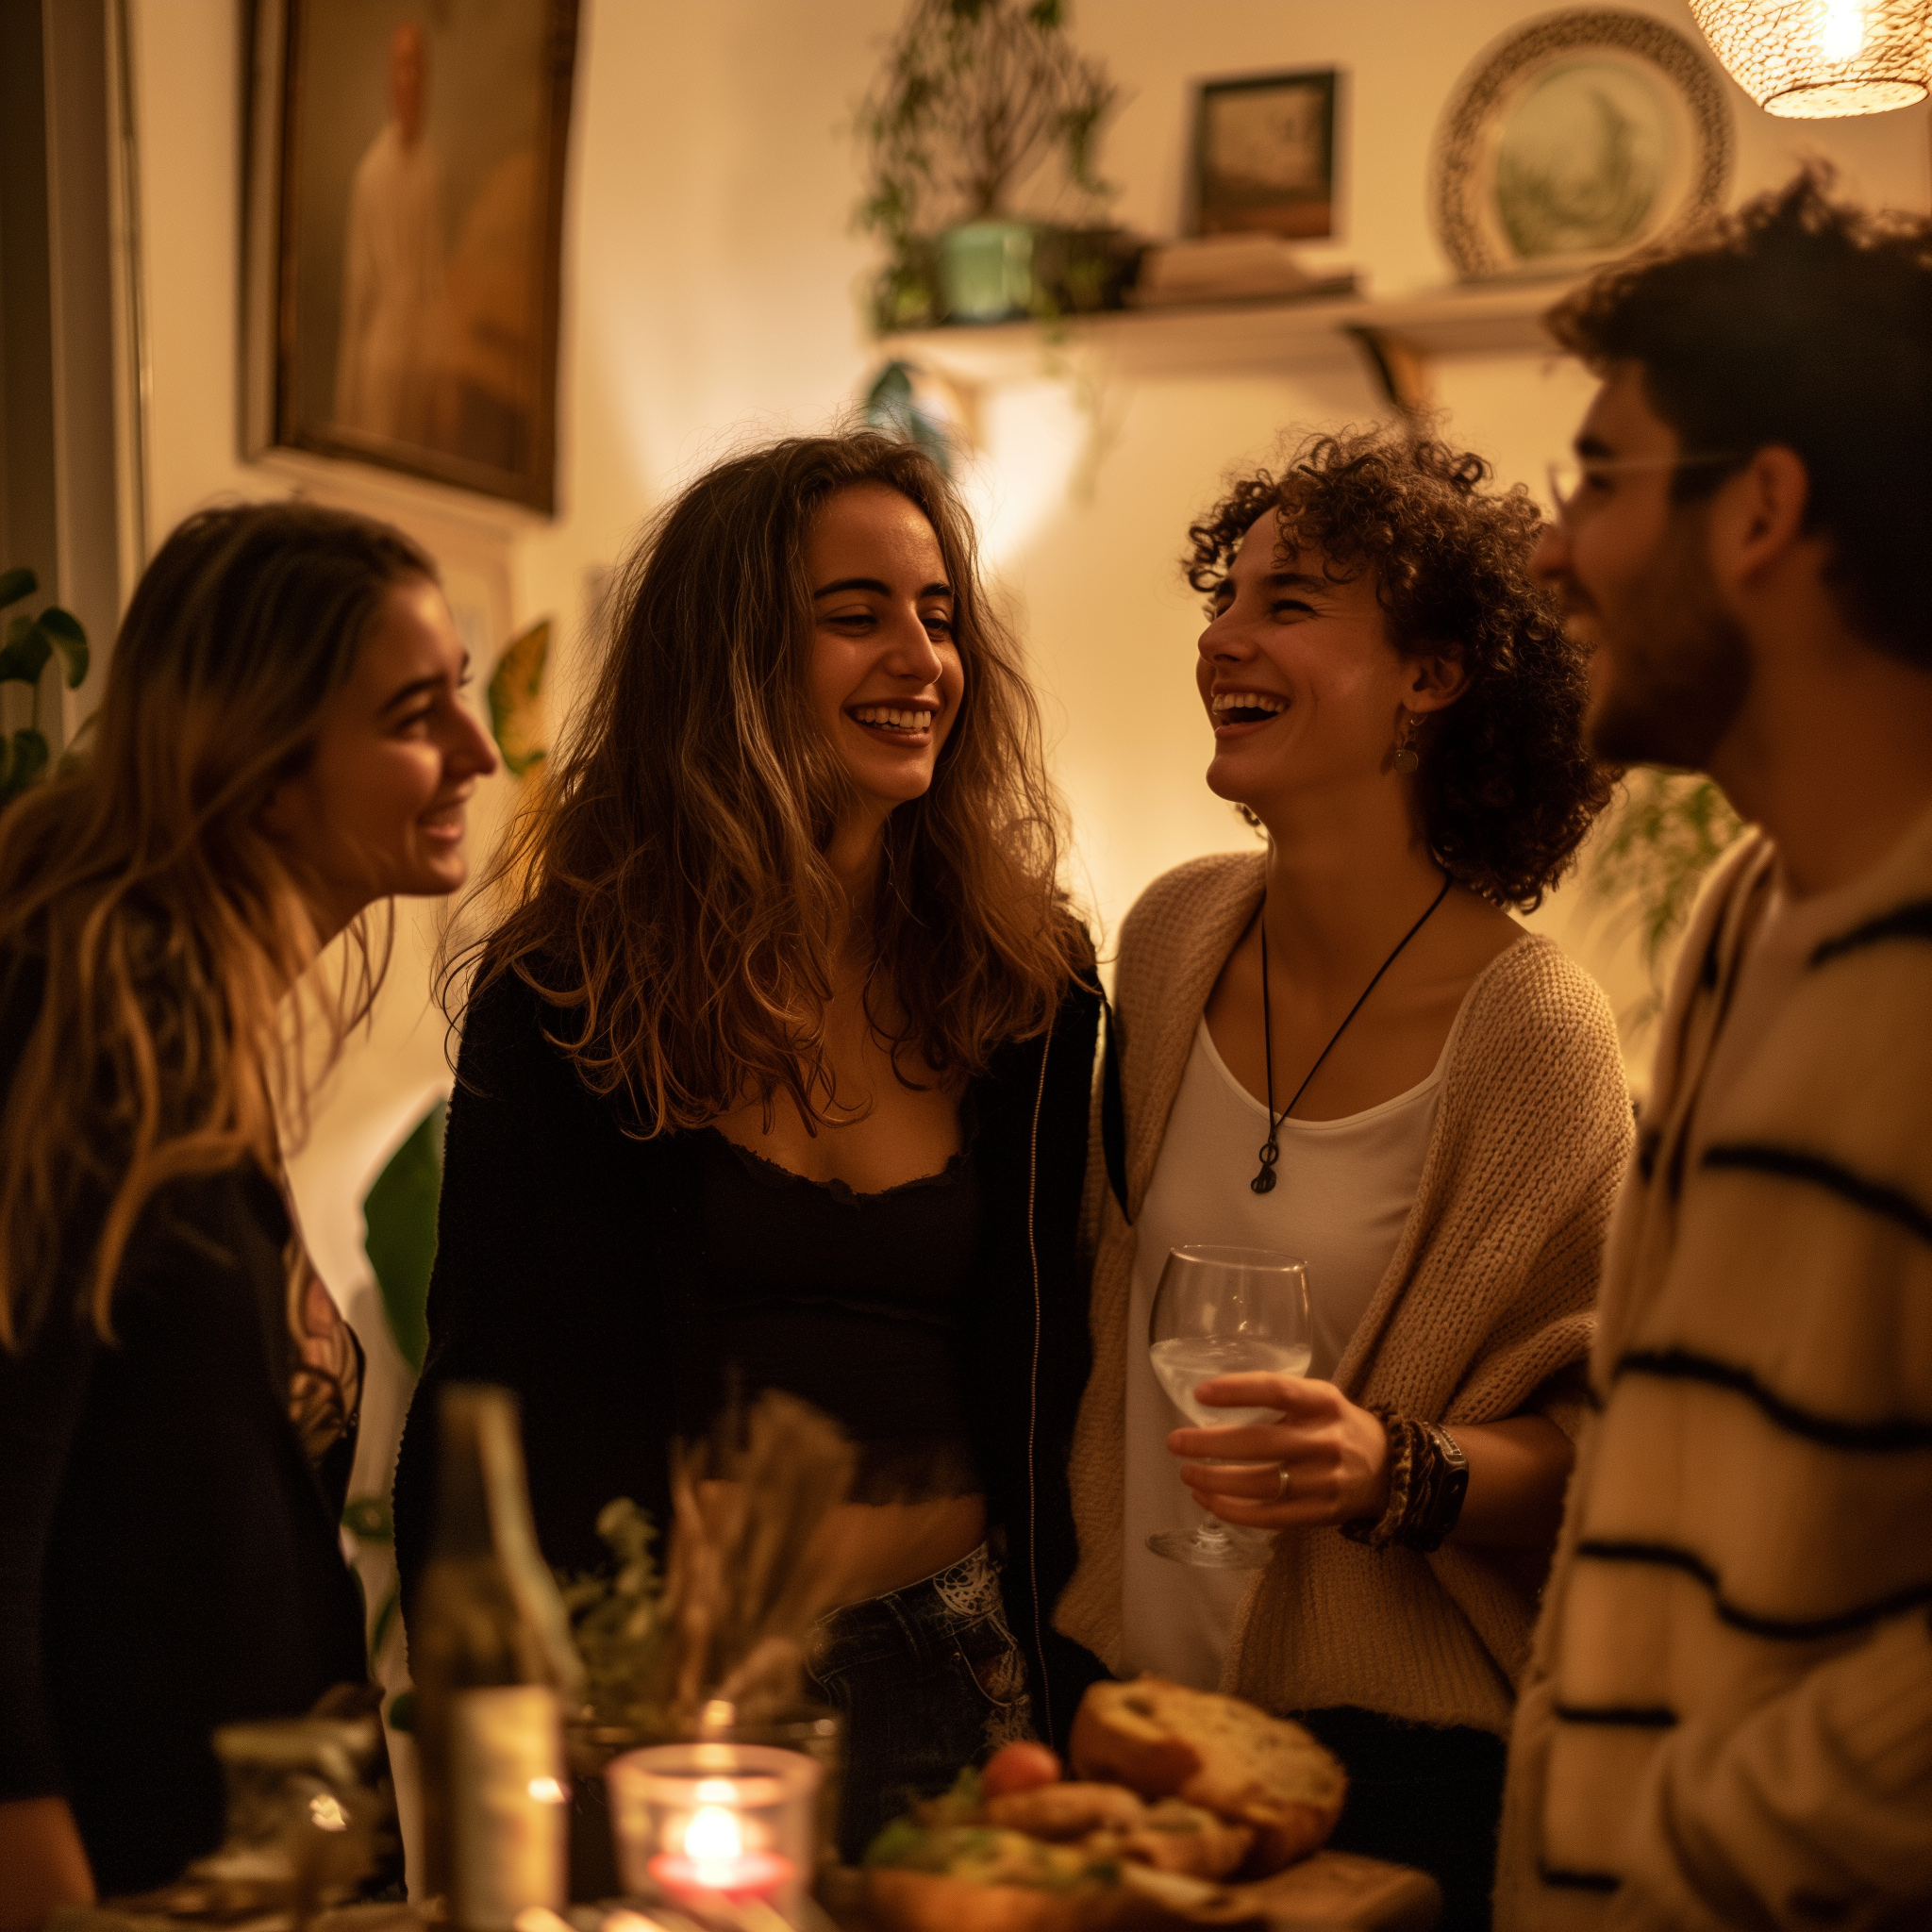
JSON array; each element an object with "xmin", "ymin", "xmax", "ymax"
[{"xmin": 0, "ymin": 501, "xmax": 433, "ymax": 1348}]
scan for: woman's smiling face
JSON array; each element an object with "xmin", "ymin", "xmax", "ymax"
[
  {"xmin": 807, "ymin": 483, "xmax": 965, "ymax": 824},
  {"xmin": 1196, "ymin": 508, "xmax": 1424, "ymax": 816},
  {"xmin": 261, "ymin": 576, "xmax": 498, "ymax": 934}
]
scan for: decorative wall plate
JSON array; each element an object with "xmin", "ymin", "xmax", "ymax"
[{"xmin": 1432, "ymin": 8, "xmax": 1732, "ymax": 282}]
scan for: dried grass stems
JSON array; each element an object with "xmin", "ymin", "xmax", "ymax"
[
  {"xmin": 566, "ymin": 1391, "xmax": 861, "ymax": 1733},
  {"xmin": 663, "ymin": 1392, "xmax": 860, "ymax": 1727}
]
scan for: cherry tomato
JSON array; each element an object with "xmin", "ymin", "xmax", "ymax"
[{"xmin": 981, "ymin": 1740, "xmax": 1063, "ymax": 1797}]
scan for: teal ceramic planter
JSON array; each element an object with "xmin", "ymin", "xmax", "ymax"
[{"xmin": 939, "ymin": 221, "xmax": 1036, "ymax": 322}]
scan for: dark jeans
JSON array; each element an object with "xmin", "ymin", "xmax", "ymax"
[
  {"xmin": 1293, "ymin": 1707, "xmax": 1507, "ymax": 1932},
  {"xmin": 806, "ymin": 1541, "xmax": 1033, "ymax": 1862}
]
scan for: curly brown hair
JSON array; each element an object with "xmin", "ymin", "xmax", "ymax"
[
  {"xmin": 1544, "ymin": 168, "xmax": 1932, "ymax": 666},
  {"xmin": 1184, "ymin": 425, "xmax": 1614, "ymax": 908},
  {"xmin": 459, "ymin": 431, "xmax": 1084, "ymax": 1136}
]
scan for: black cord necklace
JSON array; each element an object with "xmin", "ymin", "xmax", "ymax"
[{"xmin": 1251, "ymin": 872, "xmax": 1454, "ymax": 1194}]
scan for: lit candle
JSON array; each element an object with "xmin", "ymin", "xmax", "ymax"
[
  {"xmin": 608, "ymin": 1741, "xmax": 822, "ymax": 1925},
  {"xmin": 647, "ymin": 1781, "xmax": 794, "ymax": 1906}
]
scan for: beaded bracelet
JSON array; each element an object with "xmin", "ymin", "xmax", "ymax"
[{"xmin": 1341, "ymin": 1408, "xmax": 1469, "ymax": 1553}]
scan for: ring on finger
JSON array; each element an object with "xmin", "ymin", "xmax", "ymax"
[{"xmin": 1274, "ymin": 1465, "xmax": 1291, "ymax": 1502}]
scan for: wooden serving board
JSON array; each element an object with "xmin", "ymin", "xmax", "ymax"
[
  {"xmin": 822, "ymin": 1855, "xmax": 1440, "ymax": 1932},
  {"xmin": 1241, "ymin": 1852, "xmax": 1441, "ymax": 1930}
]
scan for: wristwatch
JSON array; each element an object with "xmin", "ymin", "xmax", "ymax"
[{"xmin": 1409, "ymin": 1422, "xmax": 1470, "ymax": 1552}]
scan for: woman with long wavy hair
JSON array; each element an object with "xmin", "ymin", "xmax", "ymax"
[
  {"xmin": 1056, "ymin": 427, "xmax": 1632, "ymax": 1931},
  {"xmin": 393, "ymin": 432, "xmax": 1101, "ymax": 1854},
  {"xmin": 0, "ymin": 503, "xmax": 496, "ymax": 1924}
]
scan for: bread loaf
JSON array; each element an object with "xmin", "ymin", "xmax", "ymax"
[
  {"xmin": 1069, "ymin": 1676, "xmax": 1345, "ymax": 1875},
  {"xmin": 985, "ymin": 1782, "xmax": 1150, "ymax": 1840}
]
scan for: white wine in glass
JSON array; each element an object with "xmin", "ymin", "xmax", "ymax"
[{"xmin": 1147, "ymin": 1245, "xmax": 1311, "ymax": 1569}]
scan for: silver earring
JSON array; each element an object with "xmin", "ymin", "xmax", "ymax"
[{"xmin": 1393, "ymin": 711, "xmax": 1422, "ymax": 775}]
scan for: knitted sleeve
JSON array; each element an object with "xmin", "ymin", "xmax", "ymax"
[
  {"xmin": 1369, "ymin": 937, "xmax": 1634, "ymax": 1432},
  {"xmin": 1612, "ymin": 1611, "xmax": 1932, "ymax": 1930},
  {"xmin": 1408, "ymin": 941, "xmax": 1635, "ymax": 1687}
]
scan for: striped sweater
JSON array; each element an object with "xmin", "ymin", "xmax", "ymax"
[{"xmin": 1496, "ymin": 817, "xmax": 1932, "ymax": 1928}]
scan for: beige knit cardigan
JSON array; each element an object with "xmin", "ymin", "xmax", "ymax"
[
  {"xmin": 1496, "ymin": 818, "xmax": 1932, "ymax": 1930},
  {"xmin": 1056, "ymin": 850, "xmax": 1634, "ymax": 1737}
]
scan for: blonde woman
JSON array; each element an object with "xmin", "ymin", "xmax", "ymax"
[{"xmin": 0, "ymin": 503, "xmax": 496, "ymax": 1922}]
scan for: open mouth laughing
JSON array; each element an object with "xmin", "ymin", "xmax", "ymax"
[{"xmin": 1210, "ymin": 690, "xmax": 1289, "ymax": 730}]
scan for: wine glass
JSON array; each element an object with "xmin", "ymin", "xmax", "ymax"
[{"xmin": 1146, "ymin": 1245, "xmax": 1311, "ymax": 1569}]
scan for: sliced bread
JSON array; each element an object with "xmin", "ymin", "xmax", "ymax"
[{"xmin": 1068, "ymin": 1676, "xmax": 1346, "ymax": 1874}]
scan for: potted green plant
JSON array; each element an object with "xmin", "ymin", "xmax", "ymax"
[
  {"xmin": 1587, "ymin": 766, "xmax": 1744, "ymax": 1033},
  {"xmin": 0, "ymin": 568, "xmax": 89, "ymax": 808},
  {"xmin": 854, "ymin": 0, "xmax": 1124, "ymax": 327}
]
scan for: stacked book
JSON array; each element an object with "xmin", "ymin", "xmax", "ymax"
[{"xmin": 1131, "ymin": 235, "xmax": 1357, "ymax": 308}]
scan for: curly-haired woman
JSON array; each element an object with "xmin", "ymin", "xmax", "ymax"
[
  {"xmin": 1055, "ymin": 427, "xmax": 1633, "ymax": 1929},
  {"xmin": 393, "ymin": 433, "xmax": 1101, "ymax": 1857}
]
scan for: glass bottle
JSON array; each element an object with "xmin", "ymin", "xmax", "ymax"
[{"xmin": 413, "ymin": 1383, "xmax": 582, "ymax": 1928}]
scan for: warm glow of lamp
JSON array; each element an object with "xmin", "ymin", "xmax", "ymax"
[{"xmin": 1688, "ymin": 0, "xmax": 1930, "ymax": 117}]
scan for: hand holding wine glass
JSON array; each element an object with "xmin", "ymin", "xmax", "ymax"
[
  {"xmin": 1170, "ymin": 1374, "xmax": 1393, "ymax": 1532},
  {"xmin": 1145, "ymin": 1246, "xmax": 1312, "ymax": 1569}
]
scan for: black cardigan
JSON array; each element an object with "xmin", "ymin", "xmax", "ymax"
[
  {"xmin": 394, "ymin": 962, "xmax": 1105, "ymax": 1747},
  {"xmin": 0, "ymin": 960, "xmax": 368, "ymax": 1896}
]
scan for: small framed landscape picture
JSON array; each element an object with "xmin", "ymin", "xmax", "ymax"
[{"xmin": 1191, "ymin": 71, "xmax": 1339, "ymax": 241}]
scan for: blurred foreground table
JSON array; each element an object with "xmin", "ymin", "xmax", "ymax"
[{"xmin": 61, "ymin": 1848, "xmax": 1439, "ymax": 1932}]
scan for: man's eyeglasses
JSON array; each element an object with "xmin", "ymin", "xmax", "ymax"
[{"xmin": 1545, "ymin": 453, "xmax": 1741, "ymax": 524}]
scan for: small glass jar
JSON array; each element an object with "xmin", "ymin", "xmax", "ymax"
[{"xmin": 606, "ymin": 1742, "xmax": 822, "ymax": 1926}]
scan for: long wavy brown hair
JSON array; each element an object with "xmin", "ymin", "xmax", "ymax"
[
  {"xmin": 0, "ymin": 501, "xmax": 434, "ymax": 1348},
  {"xmin": 460, "ymin": 431, "xmax": 1082, "ymax": 1133}
]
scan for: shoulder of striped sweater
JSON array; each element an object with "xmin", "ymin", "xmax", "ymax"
[
  {"xmin": 1804, "ymin": 797, "xmax": 1932, "ymax": 960},
  {"xmin": 1115, "ymin": 849, "xmax": 1264, "ymax": 978}
]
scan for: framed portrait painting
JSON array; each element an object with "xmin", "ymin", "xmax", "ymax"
[
  {"xmin": 245, "ymin": 0, "xmax": 578, "ymax": 512},
  {"xmin": 1190, "ymin": 71, "xmax": 1339, "ymax": 241}
]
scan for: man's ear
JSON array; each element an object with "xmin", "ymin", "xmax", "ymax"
[
  {"xmin": 1709, "ymin": 445, "xmax": 1811, "ymax": 592},
  {"xmin": 1406, "ymin": 651, "xmax": 1469, "ymax": 714}
]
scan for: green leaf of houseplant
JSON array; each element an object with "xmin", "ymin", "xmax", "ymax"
[
  {"xmin": 362, "ymin": 1102, "xmax": 444, "ymax": 1372},
  {"xmin": 0, "ymin": 567, "xmax": 36, "ymax": 611},
  {"xmin": 0, "ymin": 617, "xmax": 51, "ymax": 689},
  {"xmin": 7, "ymin": 727, "xmax": 49, "ymax": 791},
  {"xmin": 34, "ymin": 607, "xmax": 88, "ymax": 688}
]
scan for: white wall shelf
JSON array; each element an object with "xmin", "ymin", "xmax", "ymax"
[{"xmin": 879, "ymin": 276, "xmax": 1578, "ymax": 390}]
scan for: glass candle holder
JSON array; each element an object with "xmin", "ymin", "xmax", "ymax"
[{"xmin": 607, "ymin": 1742, "xmax": 822, "ymax": 1925}]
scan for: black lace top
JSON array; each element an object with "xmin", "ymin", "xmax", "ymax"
[{"xmin": 692, "ymin": 1126, "xmax": 984, "ymax": 1502}]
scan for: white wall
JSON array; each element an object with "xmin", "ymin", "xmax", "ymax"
[
  {"xmin": 129, "ymin": 0, "xmax": 1932, "ymax": 1030},
  {"xmin": 123, "ymin": 0, "xmax": 1930, "ymax": 1750}
]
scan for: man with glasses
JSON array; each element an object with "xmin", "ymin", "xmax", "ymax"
[{"xmin": 1495, "ymin": 171, "xmax": 1932, "ymax": 1928}]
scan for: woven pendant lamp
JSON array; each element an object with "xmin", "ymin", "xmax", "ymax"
[{"xmin": 1688, "ymin": 1, "xmax": 1930, "ymax": 117}]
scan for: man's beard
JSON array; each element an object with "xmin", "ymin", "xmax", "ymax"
[{"xmin": 1587, "ymin": 510, "xmax": 1752, "ymax": 770}]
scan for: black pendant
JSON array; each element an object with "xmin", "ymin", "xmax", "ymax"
[{"xmin": 1252, "ymin": 1139, "xmax": 1279, "ymax": 1194}]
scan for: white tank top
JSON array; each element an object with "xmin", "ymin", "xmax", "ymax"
[{"xmin": 1120, "ymin": 1018, "xmax": 1444, "ymax": 1690}]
